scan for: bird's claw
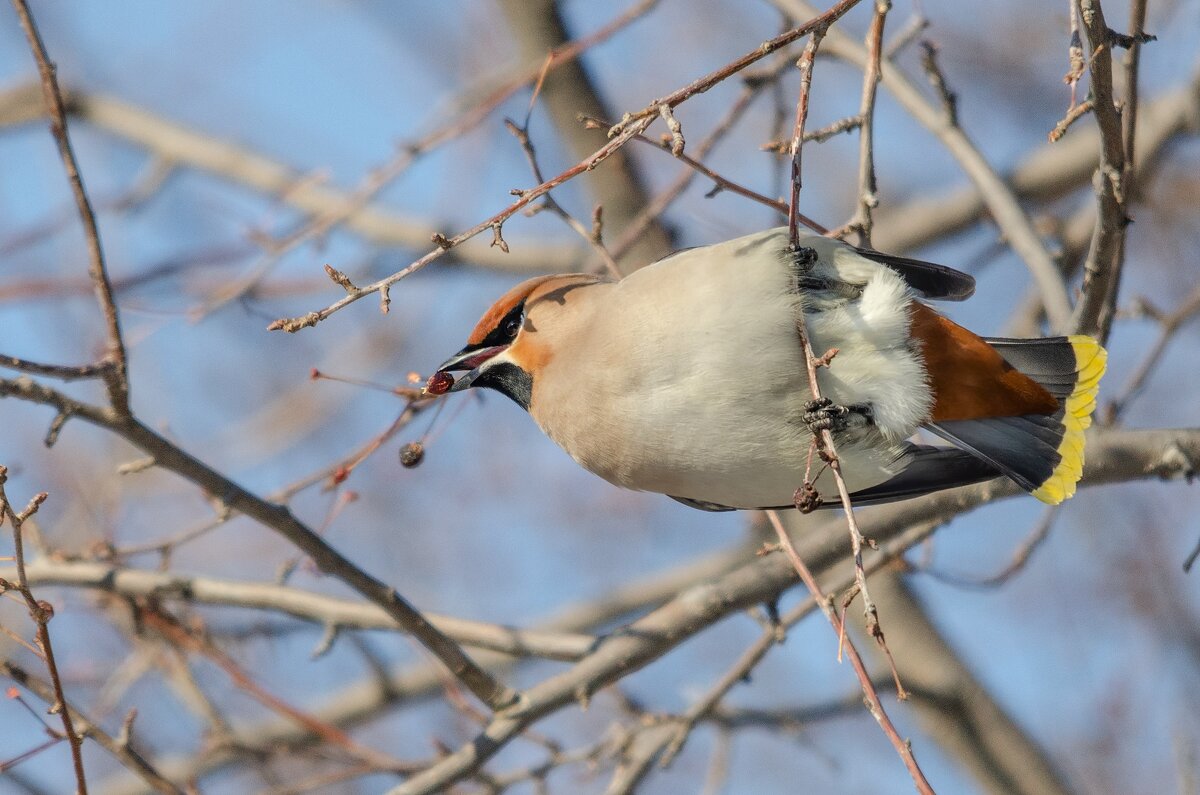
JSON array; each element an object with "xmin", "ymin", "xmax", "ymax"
[{"xmin": 803, "ymin": 398, "xmax": 869, "ymax": 434}]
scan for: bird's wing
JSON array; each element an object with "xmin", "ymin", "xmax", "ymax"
[
  {"xmin": 853, "ymin": 247, "xmax": 976, "ymax": 301},
  {"xmin": 666, "ymin": 445, "xmax": 1001, "ymax": 512},
  {"xmin": 842, "ymin": 444, "xmax": 1001, "ymax": 505},
  {"xmin": 668, "ymin": 495, "xmax": 739, "ymax": 512}
]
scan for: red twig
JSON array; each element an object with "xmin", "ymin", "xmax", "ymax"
[{"xmin": 783, "ymin": 0, "xmax": 883, "ymax": 648}]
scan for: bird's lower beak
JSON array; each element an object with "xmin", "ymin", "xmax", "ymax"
[
  {"xmin": 433, "ymin": 345, "xmax": 507, "ymax": 393},
  {"xmin": 445, "ymin": 369, "xmax": 479, "ymax": 393}
]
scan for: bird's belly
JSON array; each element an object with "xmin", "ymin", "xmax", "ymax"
[
  {"xmin": 608, "ymin": 412, "xmax": 904, "ymax": 509},
  {"xmin": 540, "ymin": 366, "xmax": 905, "ymax": 510}
]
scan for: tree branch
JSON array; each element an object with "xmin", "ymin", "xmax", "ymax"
[
  {"xmin": 1070, "ymin": 0, "xmax": 1144, "ymax": 341},
  {"xmin": 388, "ymin": 428, "xmax": 1200, "ymax": 794},
  {"xmin": 498, "ymin": 0, "xmax": 674, "ymax": 268},
  {"xmin": 778, "ymin": 0, "xmax": 1075, "ymax": 331},
  {"xmin": 0, "ymin": 377, "xmax": 518, "ymax": 711},
  {"xmin": 2, "ymin": 560, "xmax": 596, "ymax": 661},
  {"xmin": 2, "ymin": 662, "xmax": 183, "ymax": 795},
  {"xmin": 11, "ymin": 0, "xmax": 129, "ymax": 414}
]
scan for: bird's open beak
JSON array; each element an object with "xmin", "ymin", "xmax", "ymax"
[{"xmin": 434, "ymin": 345, "xmax": 507, "ymax": 392}]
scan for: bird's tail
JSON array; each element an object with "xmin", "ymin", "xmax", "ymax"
[{"xmin": 927, "ymin": 336, "xmax": 1107, "ymax": 504}]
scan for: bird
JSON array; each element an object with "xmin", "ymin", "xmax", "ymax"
[{"xmin": 427, "ymin": 228, "xmax": 1106, "ymax": 511}]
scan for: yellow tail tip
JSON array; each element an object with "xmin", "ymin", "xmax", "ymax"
[{"xmin": 1031, "ymin": 336, "xmax": 1107, "ymax": 504}]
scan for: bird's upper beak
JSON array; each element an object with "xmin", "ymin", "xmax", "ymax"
[{"xmin": 434, "ymin": 345, "xmax": 508, "ymax": 392}]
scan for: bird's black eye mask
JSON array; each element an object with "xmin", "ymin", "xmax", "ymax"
[{"xmin": 466, "ymin": 300, "xmax": 525, "ymax": 352}]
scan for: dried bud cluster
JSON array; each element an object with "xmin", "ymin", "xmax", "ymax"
[{"xmin": 400, "ymin": 442, "xmax": 425, "ymax": 468}]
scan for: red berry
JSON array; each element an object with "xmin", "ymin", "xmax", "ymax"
[{"xmin": 425, "ymin": 371, "xmax": 455, "ymax": 395}]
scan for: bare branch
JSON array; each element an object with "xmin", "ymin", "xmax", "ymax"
[
  {"xmin": 2, "ymin": 662, "xmax": 183, "ymax": 794},
  {"xmin": 1070, "ymin": 0, "xmax": 1147, "ymax": 341},
  {"xmin": 0, "ymin": 467, "xmax": 86, "ymax": 794},
  {"xmin": 11, "ymin": 0, "xmax": 129, "ymax": 414},
  {"xmin": 4, "ymin": 560, "xmax": 596, "ymax": 661},
  {"xmin": 388, "ymin": 428, "xmax": 1200, "ymax": 795},
  {"xmin": 766, "ymin": 511, "xmax": 934, "ymax": 793},
  {"xmin": 779, "ymin": 0, "xmax": 1077, "ymax": 331},
  {"xmin": 855, "ymin": 573, "xmax": 1077, "ymax": 795},
  {"xmin": 846, "ymin": 1, "xmax": 889, "ymax": 246},
  {"xmin": 0, "ymin": 377, "xmax": 518, "ymax": 711}
]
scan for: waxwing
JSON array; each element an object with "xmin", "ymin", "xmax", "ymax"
[{"xmin": 428, "ymin": 228, "xmax": 1106, "ymax": 511}]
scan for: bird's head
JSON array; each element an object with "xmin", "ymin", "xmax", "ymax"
[{"xmin": 429, "ymin": 273, "xmax": 603, "ymax": 409}]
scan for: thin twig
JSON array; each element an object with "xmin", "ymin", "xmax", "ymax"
[
  {"xmin": 0, "ymin": 378, "xmax": 518, "ymax": 712},
  {"xmin": 1106, "ymin": 285, "xmax": 1200, "ymax": 421},
  {"xmin": 912, "ymin": 507, "xmax": 1060, "ymax": 589},
  {"xmin": 12, "ymin": 0, "xmax": 130, "ymax": 415},
  {"xmin": 762, "ymin": 114, "xmax": 864, "ymax": 151},
  {"xmin": 0, "ymin": 355, "xmax": 110, "ymax": 382},
  {"xmin": 884, "ymin": 10, "xmax": 928, "ymax": 58},
  {"xmin": 1070, "ymin": 0, "xmax": 1139, "ymax": 341},
  {"xmin": 918, "ymin": 40, "xmax": 958, "ymax": 126},
  {"xmin": 505, "ymin": 117, "xmax": 624, "ymax": 279},
  {"xmin": 847, "ymin": 1, "xmax": 890, "ymax": 246},
  {"xmin": 270, "ymin": 0, "xmax": 865, "ymax": 333},
  {"xmin": 778, "ymin": 0, "xmax": 1076, "ymax": 331},
  {"xmin": 786, "ymin": 30, "xmax": 827, "ymax": 242},
  {"xmin": 2, "ymin": 662, "xmax": 184, "ymax": 794},
  {"xmin": 0, "ymin": 468, "xmax": 88, "ymax": 794},
  {"xmin": 1049, "ymin": 97, "xmax": 1095, "ymax": 142},
  {"xmin": 606, "ymin": 68, "xmax": 780, "ymax": 264},
  {"xmin": 579, "ymin": 114, "xmax": 828, "ymax": 232},
  {"xmin": 764, "ymin": 512, "xmax": 934, "ymax": 794},
  {"xmin": 780, "ymin": 0, "xmax": 887, "ymax": 684}
]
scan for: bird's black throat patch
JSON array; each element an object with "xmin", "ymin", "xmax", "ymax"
[{"xmin": 475, "ymin": 362, "xmax": 533, "ymax": 410}]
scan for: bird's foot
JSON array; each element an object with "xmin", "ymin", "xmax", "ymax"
[{"xmin": 803, "ymin": 398, "xmax": 872, "ymax": 434}]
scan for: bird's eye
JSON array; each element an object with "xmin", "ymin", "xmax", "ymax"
[{"xmin": 502, "ymin": 315, "xmax": 522, "ymax": 339}]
